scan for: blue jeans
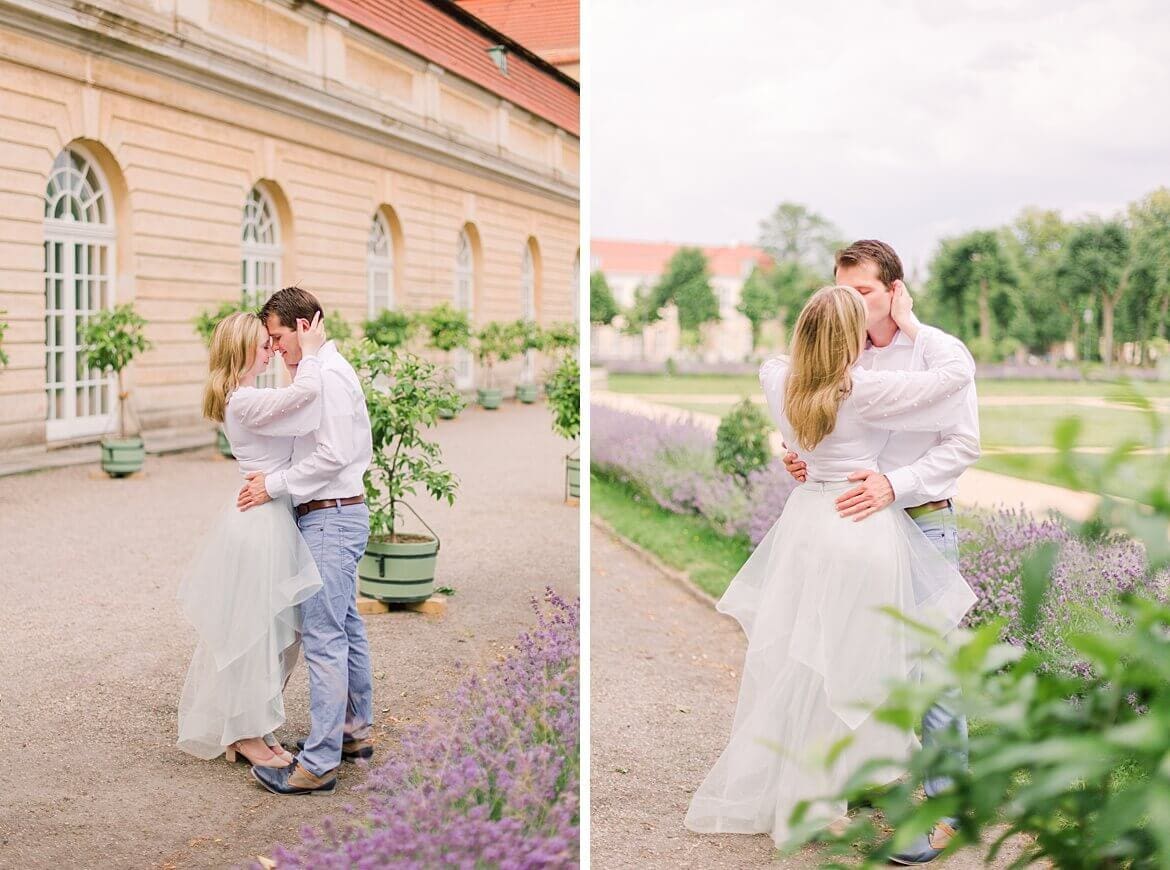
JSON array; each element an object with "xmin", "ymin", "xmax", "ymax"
[
  {"xmin": 912, "ymin": 504, "xmax": 968, "ymax": 801},
  {"xmin": 296, "ymin": 502, "xmax": 374, "ymax": 776}
]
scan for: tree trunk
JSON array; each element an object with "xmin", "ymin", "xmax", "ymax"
[
  {"xmin": 1158, "ymin": 290, "xmax": 1170, "ymax": 339},
  {"xmin": 979, "ymin": 278, "xmax": 992, "ymax": 344},
  {"xmin": 118, "ymin": 370, "xmax": 127, "ymax": 440},
  {"xmin": 1101, "ymin": 293, "xmax": 1116, "ymax": 367}
]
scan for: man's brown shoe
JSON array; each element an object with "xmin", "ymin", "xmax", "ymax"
[{"xmin": 251, "ymin": 760, "xmax": 337, "ymax": 796}]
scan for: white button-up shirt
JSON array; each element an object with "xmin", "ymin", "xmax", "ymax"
[
  {"xmin": 857, "ymin": 328, "xmax": 981, "ymax": 509},
  {"xmin": 264, "ymin": 340, "xmax": 373, "ymax": 506}
]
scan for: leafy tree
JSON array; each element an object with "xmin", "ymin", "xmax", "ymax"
[
  {"xmin": 927, "ymin": 230, "xmax": 1017, "ymax": 356},
  {"xmin": 621, "ymin": 284, "xmax": 661, "ymax": 336},
  {"xmin": 544, "ymin": 354, "xmax": 580, "ymax": 442},
  {"xmin": 652, "ymin": 247, "xmax": 721, "ymax": 338},
  {"xmin": 1125, "ymin": 189, "xmax": 1170, "ymax": 361},
  {"xmin": 421, "ymin": 303, "xmax": 472, "ymax": 353},
  {"xmin": 344, "ymin": 341, "xmax": 461, "ymax": 540},
  {"xmin": 324, "ymin": 310, "xmax": 354, "ymax": 344},
  {"xmin": 1001, "ymin": 208, "xmax": 1075, "ymax": 355},
  {"xmin": 363, "ymin": 309, "xmax": 419, "ymax": 349},
  {"xmin": 737, "ymin": 262, "xmax": 820, "ymax": 350},
  {"xmin": 590, "ymin": 270, "xmax": 619, "ymax": 325},
  {"xmin": 757, "ymin": 202, "xmax": 844, "ymax": 273},
  {"xmin": 1059, "ymin": 220, "xmax": 1132, "ymax": 365},
  {"xmin": 81, "ymin": 303, "xmax": 154, "ymax": 439},
  {"xmin": 193, "ymin": 299, "xmax": 255, "ymax": 347},
  {"xmin": 715, "ymin": 398, "xmax": 772, "ymax": 484},
  {"xmin": 473, "ymin": 321, "xmax": 517, "ymax": 389}
]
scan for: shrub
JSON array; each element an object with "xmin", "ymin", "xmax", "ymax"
[
  {"xmin": 714, "ymin": 398, "xmax": 772, "ymax": 484},
  {"xmin": 363, "ymin": 309, "xmax": 418, "ymax": 350}
]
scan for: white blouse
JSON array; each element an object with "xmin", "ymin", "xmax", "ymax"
[
  {"xmin": 759, "ymin": 325, "xmax": 976, "ymax": 484},
  {"xmin": 222, "ymin": 355, "xmax": 323, "ymax": 477}
]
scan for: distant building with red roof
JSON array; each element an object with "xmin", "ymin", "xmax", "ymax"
[{"xmin": 591, "ymin": 239, "xmax": 773, "ymax": 363}]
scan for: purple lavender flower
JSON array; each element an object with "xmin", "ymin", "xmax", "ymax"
[{"xmin": 267, "ymin": 589, "xmax": 580, "ymax": 868}]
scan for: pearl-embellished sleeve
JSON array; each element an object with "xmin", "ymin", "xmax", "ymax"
[
  {"xmin": 228, "ymin": 355, "xmax": 323, "ymax": 437},
  {"xmin": 849, "ymin": 326, "xmax": 975, "ymax": 432},
  {"xmin": 758, "ymin": 356, "xmax": 790, "ymax": 429}
]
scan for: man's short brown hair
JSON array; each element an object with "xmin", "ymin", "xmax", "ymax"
[
  {"xmin": 258, "ymin": 285, "xmax": 324, "ymax": 330},
  {"xmin": 835, "ymin": 240, "xmax": 904, "ymax": 288}
]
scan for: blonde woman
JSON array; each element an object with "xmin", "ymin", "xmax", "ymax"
[
  {"xmin": 176, "ymin": 311, "xmax": 327, "ymax": 768},
  {"xmin": 684, "ymin": 285, "xmax": 978, "ymax": 845}
]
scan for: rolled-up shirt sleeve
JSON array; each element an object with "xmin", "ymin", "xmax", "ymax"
[{"xmin": 264, "ymin": 368, "xmax": 358, "ymax": 503}]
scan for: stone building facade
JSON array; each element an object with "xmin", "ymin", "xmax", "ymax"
[{"xmin": 0, "ymin": 0, "xmax": 579, "ymax": 452}]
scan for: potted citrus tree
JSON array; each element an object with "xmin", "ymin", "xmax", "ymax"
[
  {"xmin": 512, "ymin": 318, "xmax": 544, "ymax": 404},
  {"xmin": 363, "ymin": 309, "xmax": 418, "ymax": 350},
  {"xmin": 82, "ymin": 303, "xmax": 154, "ymax": 477},
  {"xmin": 346, "ymin": 340, "xmax": 462, "ymax": 603},
  {"xmin": 545, "ymin": 353, "xmax": 580, "ymax": 500},
  {"xmin": 473, "ymin": 321, "xmax": 514, "ymax": 410},
  {"xmin": 422, "ymin": 303, "xmax": 471, "ymax": 418},
  {"xmin": 194, "ymin": 299, "xmax": 254, "ymax": 457}
]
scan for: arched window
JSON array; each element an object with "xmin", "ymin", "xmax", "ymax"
[
  {"xmin": 44, "ymin": 146, "xmax": 116, "ymax": 440},
  {"xmin": 242, "ymin": 185, "xmax": 282, "ymax": 386},
  {"xmin": 367, "ymin": 212, "xmax": 394, "ymax": 317},
  {"xmin": 241, "ymin": 185, "xmax": 281, "ymax": 309},
  {"xmin": 520, "ymin": 240, "xmax": 538, "ymax": 382},
  {"xmin": 454, "ymin": 227, "xmax": 477, "ymax": 389}
]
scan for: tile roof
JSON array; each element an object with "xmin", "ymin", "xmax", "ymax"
[
  {"xmin": 455, "ymin": 0, "xmax": 578, "ymax": 65},
  {"xmin": 592, "ymin": 239, "xmax": 774, "ymax": 279},
  {"xmin": 314, "ymin": 0, "xmax": 579, "ymax": 135}
]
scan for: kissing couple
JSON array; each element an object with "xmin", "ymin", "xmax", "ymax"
[
  {"xmin": 175, "ymin": 285, "xmax": 377, "ymax": 797},
  {"xmin": 685, "ymin": 240, "xmax": 982, "ymax": 865}
]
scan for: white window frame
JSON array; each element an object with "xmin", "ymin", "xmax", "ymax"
[
  {"xmin": 43, "ymin": 145, "xmax": 118, "ymax": 442},
  {"xmin": 367, "ymin": 212, "xmax": 394, "ymax": 318},
  {"xmin": 241, "ymin": 185, "xmax": 282, "ymax": 387},
  {"xmin": 454, "ymin": 228, "xmax": 475, "ymax": 390}
]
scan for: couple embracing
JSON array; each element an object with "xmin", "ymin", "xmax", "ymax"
[
  {"xmin": 175, "ymin": 286, "xmax": 375, "ymax": 796},
  {"xmin": 685, "ymin": 240, "xmax": 982, "ymax": 865}
]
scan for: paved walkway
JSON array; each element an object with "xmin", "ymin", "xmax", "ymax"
[
  {"xmin": 590, "ymin": 524, "xmax": 1031, "ymax": 868},
  {"xmin": 592, "ymin": 391, "xmax": 1101, "ymax": 521},
  {"xmin": 0, "ymin": 402, "xmax": 577, "ymax": 869}
]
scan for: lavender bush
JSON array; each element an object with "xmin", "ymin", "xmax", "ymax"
[
  {"xmin": 269, "ymin": 589, "xmax": 579, "ymax": 869},
  {"xmin": 591, "ymin": 404, "xmax": 795, "ymax": 543},
  {"xmin": 959, "ymin": 507, "xmax": 1169, "ymax": 673}
]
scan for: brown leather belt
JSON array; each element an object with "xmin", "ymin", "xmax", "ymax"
[
  {"xmin": 295, "ymin": 495, "xmax": 365, "ymax": 518},
  {"xmin": 906, "ymin": 498, "xmax": 952, "ymax": 519}
]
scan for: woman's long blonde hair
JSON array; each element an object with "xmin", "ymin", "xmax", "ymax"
[
  {"xmin": 783, "ymin": 284, "xmax": 867, "ymax": 451},
  {"xmin": 202, "ymin": 311, "xmax": 266, "ymax": 423}
]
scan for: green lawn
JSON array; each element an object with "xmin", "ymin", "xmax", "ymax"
[
  {"xmin": 590, "ymin": 471, "xmax": 751, "ymax": 598},
  {"xmin": 975, "ymin": 452, "xmax": 1170, "ymax": 503},
  {"xmin": 606, "ymin": 372, "xmax": 1170, "ymax": 400},
  {"xmin": 980, "ymin": 405, "xmax": 1163, "ymax": 448}
]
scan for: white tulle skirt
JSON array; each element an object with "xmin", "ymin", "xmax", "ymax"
[
  {"xmin": 684, "ymin": 481, "xmax": 976, "ymax": 845},
  {"xmin": 176, "ymin": 492, "xmax": 323, "ymax": 759}
]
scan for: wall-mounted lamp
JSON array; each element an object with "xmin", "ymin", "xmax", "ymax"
[{"xmin": 487, "ymin": 45, "xmax": 508, "ymax": 75}]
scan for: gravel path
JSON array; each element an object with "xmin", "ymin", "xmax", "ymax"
[
  {"xmin": 0, "ymin": 402, "xmax": 578, "ymax": 869},
  {"xmin": 589, "ymin": 523, "xmax": 1031, "ymax": 868}
]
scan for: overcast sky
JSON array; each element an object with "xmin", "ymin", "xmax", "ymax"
[{"xmin": 589, "ymin": 0, "xmax": 1170, "ymax": 278}]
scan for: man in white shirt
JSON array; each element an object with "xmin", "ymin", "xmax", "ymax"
[
  {"xmin": 784, "ymin": 240, "xmax": 980, "ymax": 864},
  {"xmin": 237, "ymin": 286, "xmax": 376, "ymax": 796}
]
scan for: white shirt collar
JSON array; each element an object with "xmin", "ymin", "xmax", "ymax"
[{"xmin": 865, "ymin": 328, "xmax": 913, "ymax": 352}]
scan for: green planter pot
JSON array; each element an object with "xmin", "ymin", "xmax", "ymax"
[
  {"xmin": 516, "ymin": 383, "xmax": 539, "ymax": 404},
  {"xmin": 216, "ymin": 427, "xmax": 234, "ymax": 458},
  {"xmin": 101, "ymin": 436, "xmax": 145, "ymax": 477},
  {"xmin": 566, "ymin": 455, "xmax": 580, "ymax": 499},
  {"xmin": 477, "ymin": 388, "xmax": 503, "ymax": 410},
  {"xmin": 359, "ymin": 535, "xmax": 439, "ymax": 604}
]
